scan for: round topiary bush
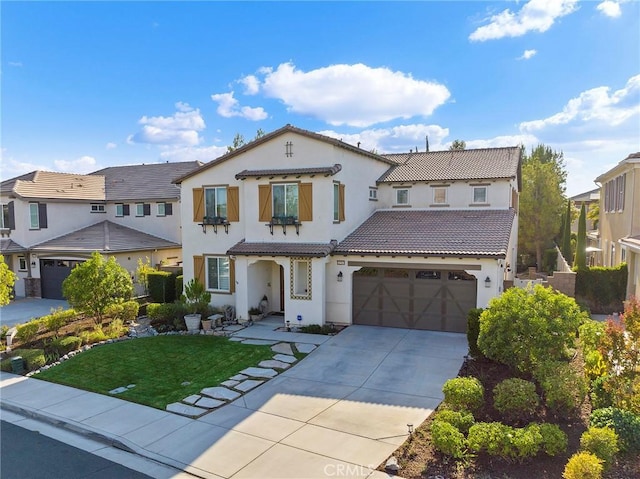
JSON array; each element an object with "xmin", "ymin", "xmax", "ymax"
[
  {"xmin": 430, "ymin": 420, "xmax": 467, "ymax": 459},
  {"xmin": 442, "ymin": 377, "xmax": 484, "ymax": 412},
  {"xmin": 432, "ymin": 409, "xmax": 475, "ymax": 434},
  {"xmin": 493, "ymin": 378, "xmax": 540, "ymax": 422},
  {"xmin": 538, "ymin": 422, "xmax": 568, "ymax": 456},
  {"xmin": 580, "ymin": 426, "xmax": 619, "ymax": 466},
  {"xmin": 563, "ymin": 451, "xmax": 603, "ymax": 479},
  {"xmin": 467, "ymin": 421, "xmax": 513, "ymax": 457}
]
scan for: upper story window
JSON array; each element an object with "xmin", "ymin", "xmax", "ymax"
[
  {"xmin": 156, "ymin": 202, "xmax": 173, "ymax": 217},
  {"xmin": 207, "ymin": 256, "xmax": 230, "ymax": 292},
  {"xmin": 395, "ymin": 188, "xmax": 410, "ymax": 206},
  {"xmin": 1, "ymin": 203, "xmax": 14, "ymax": 230},
  {"xmin": 432, "ymin": 187, "xmax": 448, "ymax": 205},
  {"xmin": 115, "ymin": 203, "xmax": 130, "ymax": 217},
  {"xmin": 29, "ymin": 203, "xmax": 47, "ymax": 229},
  {"xmin": 273, "ymin": 183, "xmax": 299, "ymax": 219},
  {"xmin": 90, "ymin": 203, "xmax": 106, "ymax": 213},
  {"xmin": 333, "ymin": 182, "xmax": 345, "ymax": 223},
  {"xmin": 369, "ymin": 187, "xmax": 378, "ymax": 201},
  {"xmin": 205, "ymin": 187, "xmax": 227, "ymax": 219},
  {"xmin": 136, "ymin": 203, "xmax": 151, "ymax": 217},
  {"xmin": 604, "ymin": 173, "xmax": 625, "ymax": 212},
  {"xmin": 472, "ymin": 186, "xmax": 488, "ymax": 204}
]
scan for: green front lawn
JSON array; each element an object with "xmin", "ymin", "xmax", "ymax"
[{"xmin": 36, "ymin": 335, "xmax": 274, "ymax": 410}]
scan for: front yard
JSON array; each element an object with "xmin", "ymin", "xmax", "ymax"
[{"xmin": 35, "ymin": 335, "xmax": 274, "ymax": 410}]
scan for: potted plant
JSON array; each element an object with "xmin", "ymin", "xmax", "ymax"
[
  {"xmin": 181, "ymin": 279, "xmax": 211, "ymax": 332},
  {"xmin": 248, "ymin": 307, "xmax": 262, "ymax": 321}
]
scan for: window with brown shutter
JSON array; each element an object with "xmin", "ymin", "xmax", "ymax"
[
  {"xmin": 258, "ymin": 184, "xmax": 272, "ymax": 222},
  {"xmin": 299, "ymin": 183, "xmax": 313, "ymax": 222},
  {"xmin": 339, "ymin": 183, "xmax": 345, "ymax": 222},
  {"xmin": 192, "ymin": 188, "xmax": 204, "ymax": 222},
  {"xmin": 227, "ymin": 186, "xmax": 240, "ymax": 222},
  {"xmin": 193, "ymin": 255, "xmax": 205, "ymax": 286}
]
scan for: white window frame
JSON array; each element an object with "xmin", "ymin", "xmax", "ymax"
[
  {"xmin": 432, "ymin": 187, "xmax": 448, "ymax": 205},
  {"xmin": 135, "ymin": 203, "xmax": 145, "ymax": 217},
  {"xmin": 18, "ymin": 256, "xmax": 27, "ymax": 271},
  {"xmin": 472, "ymin": 186, "xmax": 488, "ymax": 204},
  {"xmin": 90, "ymin": 203, "xmax": 105, "ymax": 213},
  {"xmin": 395, "ymin": 188, "xmax": 410, "ymax": 206},
  {"xmin": 204, "ymin": 186, "xmax": 228, "ymax": 219},
  {"xmin": 29, "ymin": 203, "xmax": 39, "ymax": 229},
  {"xmin": 115, "ymin": 203, "xmax": 124, "ymax": 217},
  {"xmin": 0, "ymin": 203, "xmax": 7, "ymax": 229},
  {"xmin": 206, "ymin": 256, "xmax": 230, "ymax": 292},
  {"xmin": 333, "ymin": 182, "xmax": 340, "ymax": 222},
  {"xmin": 369, "ymin": 187, "xmax": 378, "ymax": 201},
  {"xmin": 157, "ymin": 202, "xmax": 166, "ymax": 217},
  {"xmin": 290, "ymin": 258, "xmax": 312, "ymax": 300},
  {"xmin": 272, "ymin": 183, "xmax": 299, "ymax": 219}
]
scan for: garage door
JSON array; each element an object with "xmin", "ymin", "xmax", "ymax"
[
  {"xmin": 353, "ymin": 268, "xmax": 477, "ymax": 332},
  {"xmin": 40, "ymin": 259, "xmax": 82, "ymax": 299}
]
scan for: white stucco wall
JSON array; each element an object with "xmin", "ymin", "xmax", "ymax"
[{"xmin": 104, "ymin": 200, "xmax": 183, "ymax": 243}]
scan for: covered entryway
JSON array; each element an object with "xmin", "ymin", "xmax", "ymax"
[
  {"xmin": 40, "ymin": 259, "xmax": 82, "ymax": 300},
  {"xmin": 353, "ymin": 267, "xmax": 477, "ymax": 332}
]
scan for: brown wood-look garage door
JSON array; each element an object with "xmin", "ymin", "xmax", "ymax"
[{"xmin": 352, "ymin": 268, "xmax": 477, "ymax": 332}]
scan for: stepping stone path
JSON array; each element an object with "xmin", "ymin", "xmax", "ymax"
[{"xmin": 167, "ymin": 339, "xmax": 316, "ymax": 418}]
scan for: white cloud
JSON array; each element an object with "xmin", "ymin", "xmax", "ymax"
[
  {"xmin": 54, "ymin": 156, "xmax": 98, "ymax": 174},
  {"xmin": 8, "ymin": 61, "xmax": 23, "ymax": 67},
  {"xmin": 128, "ymin": 102, "xmax": 205, "ymax": 146},
  {"xmin": 240, "ymin": 75, "xmax": 260, "ymax": 95},
  {"xmin": 518, "ymin": 49, "xmax": 538, "ymax": 60},
  {"xmin": 469, "ymin": 0, "xmax": 579, "ymax": 42},
  {"xmin": 597, "ymin": 1, "xmax": 622, "ymax": 18},
  {"xmin": 159, "ymin": 144, "xmax": 228, "ymax": 163},
  {"xmin": 465, "ymin": 134, "xmax": 539, "ymax": 150},
  {"xmin": 210, "ymin": 91, "xmax": 268, "ymax": 121},
  {"xmin": 105, "ymin": 142, "xmax": 117, "ymax": 150},
  {"xmin": 248, "ymin": 62, "xmax": 450, "ymax": 128}
]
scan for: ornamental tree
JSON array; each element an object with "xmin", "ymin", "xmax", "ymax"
[
  {"xmin": 0, "ymin": 254, "xmax": 17, "ymax": 306},
  {"xmin": 478, "ymin": 284, "xmax": 588, "ymax": 373},
  {"xmin": 62, "ymin": 252, "xmax": 133, "ymax": 324}
]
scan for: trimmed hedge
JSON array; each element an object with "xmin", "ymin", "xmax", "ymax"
[
  {"xmin": 148, "ymin": 271, "xmax": 177, "ymax": 303},
  {"xmin": 466, "ymin": 308, "xmax": 484, "ymax": 359},
  {"xmin": 575, "ymin": 264, "xmax": 627, "ymax": 314},
  {"xmin": 175, "ymin": 274, "xmax": 184, "ymax": 298}
]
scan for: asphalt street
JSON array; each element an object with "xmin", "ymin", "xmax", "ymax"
[{"xmin": 0, "ymin": 421, "xmax": 153, "ymax": 479}]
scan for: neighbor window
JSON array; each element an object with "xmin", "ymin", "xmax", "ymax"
[
  {"xmin": 18, "ymin": 256, "xmax": 27, "ymax": 271},
  {"xmin": 205, "ymin": 187, "xmax": 227, "ymax": 219},
  {"xmin": 369, "ymin": 187, "xmax": 378, "ymax": 201},
  {"xmin": 90, "ymin": 203, "xmax": 105, "ymax": 213},
  {"xmin": 291, "ymin": 258, "xmax": 311, "ymax": 300},
  {"xmin": 433, "ymin": 187, "xmax": 448, "ymax": 204},
  {"xmin": 473, "ymin": 186, "xmax": 488, "ymax": 204},
  {"xmin": 396, "ymin": 188, "xmax": 409, "ymax": 205},
  {"xmin": 29, "ymin": 203, "xmax": 40, "ymax": 229},
  {"xmin": 157, "ymin": 202, "xmax": 166, "ymax": 216},
  {"xmin": 206, "ymin": 256, "xmax": 230, "ymax": 292},
  {"xmin": 136, "ymin": 203, "xmax": 150, "ymax": 217},
  {"xmin": 273, "ymin": 183, "xmax": 298, "ymax": 218}
]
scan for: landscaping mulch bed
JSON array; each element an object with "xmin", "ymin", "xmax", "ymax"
[{"xmin": 385, "ymin": 357, "xmax": 640, "ymax": 479}]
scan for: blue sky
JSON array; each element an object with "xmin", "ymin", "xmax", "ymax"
[{"xmin": 2, "ymin": 0, "xmax": 639, "ymax": 196}]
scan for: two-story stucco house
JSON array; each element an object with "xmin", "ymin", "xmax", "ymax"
[
  {"xmin": 595, "ymin": 152, "xmax": 640, "ymax": 299},
  {"xmin": 0, "ymin": 161, "xmax": 200, "ymax": 298},
  {"xmin": 176, "ymin": 125, "xmax": 520, "ymax": 333}
]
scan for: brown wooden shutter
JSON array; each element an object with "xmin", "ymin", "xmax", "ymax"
[
  {"xmin": 193, "ymin": 255, "xmax": 205, "ymax": 286},
  {"xmin": 258, "ymin": 184, "xmax": 272, "ymax": 222},
  {"xmin": 339, "ymin": 183, "xmax": 345, "ymax": 222},
  {"xmin": 299, "ymin": 183, "xmax": 313, "ymax": 222},
  {"xmin": 227, "ymin": 186, "xmax": 239, "ymax": 222},
  {"xmin": 192, "ymin": 188, "xmax": 204, "ymax": 222},
  {"xmin": 229, "ymin": 258, "xmax": 235, "ymax": 293},
  {"xmin": 7, "ymin": 201, "xmax": 15, "ymax": 230}
]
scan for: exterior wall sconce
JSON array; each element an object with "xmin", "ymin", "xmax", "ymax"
[
  {"xmin": 485, "ymin": 276, "xmax": 491, "ymax": 288},
  {"xmin": 337, "ymin": 271, "xmax": 343, "ymax": 282}
]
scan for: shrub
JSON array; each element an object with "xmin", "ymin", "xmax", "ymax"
[
  {"xmin": 59, "ymin": 335, "xmax": 82, "ymax": 353},
  {"xmin": 510, "ymin": 423, "xmax": 543, "ymax": 460},
  {"xmin": 45, "ymin": 335, "xmax": 82, "ymax": 358},
  {"xmin": 105, "ymin": 319, "xmax": 127, "ymax": 339},
  {"xmin": 590, "ymin": 407, "xmax": 640, "ymax": 452},
  {"xmin": 16, "ymin": 320, "xmax": 42, "ymax": 345},
  {"xmin": 590, "ymin": 375, "xmax": 615, "ymax": 409},
  {"xmin": 432, "ymin": 409, "xmax": 475, "ymax": 434},
  {"xmin": 466, "ymin": 308, "xmax": 484, "ymax": 359},
  {"xmin": 147, "ymin": 302, "xmax": 186, "ymax": 328},
  {"xmin": 467, "ymin": 422, "xmax": 512, "ymax": 457},
  {"xmin": 493, "ymin": 378, "xmax": 540, "ymax": 422},
  {"xmin": 1, "ymin": 349, "xmax": 47, "ymax": 372},
  {"xmin": 575, "ymin": 264, "xmax": 627, "ymax": 314},
  {"xmin": 580, "ymin": 426, "xmax": 619, "ymax": 466},
  {"xmin": 477, "ymin": 285, "xmax": 587, "ymax": 374},
  {"xmin": 148, "ymin": 271, "xmax": 176, "ymax": 303},
  {"xmin": 535, "ymin": 361, "xmax": 587, "ymax": 415},
  {"xmin": 442, "ymin": 377, "xmax": 484, "ymax": 412},
  {"xmin": 175, "ymin": 274, "xmax": 184, "ymax": 298},
  {"xmin": 430, "ymin": 420, "xmax": 467, "ymax": 459},
  {"xmin": 42, "ymin": 308, "xmax": 77, "ymax": 336},
  {"xmin": 79, "ymin": 326, "xmax": 108, "ymax": 345},
  {"xmin": 579, "ymin": 320, "xmax": 606, "ymax": 356},
  {"xmin": 299, "ymin": 324, "xmax": 335, "ymax": 335},
  {"xmin": 563, "ymin": 452, "xmax": 603, "ymax": 479},
  {"xmin": 538, "ymin": 423, "xmax": 568, "ymax": 456}
]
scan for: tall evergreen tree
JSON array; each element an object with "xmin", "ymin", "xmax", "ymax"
[
  {"xmin": 562, "ymin": 199, "xmax": 573, "ymax": 265},
  {"xmin": 574, "ymin": 203, "xmax": 587, "ymax": 270}
]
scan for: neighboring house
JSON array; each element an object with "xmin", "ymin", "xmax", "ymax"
[
  {"xmin": 0, "ymin": 162, "xmax": 200, "ymax": 299},
  {"xmin": 175, "ymin": 125, "xmax": 521, "ymax": 333},
  {"xmin": 570, "ymin": 188, "xmax": 601, "ymax": 265},
  {"xmin": 595, "ymin": 152, "xmax": 640, "ymax": 300}
]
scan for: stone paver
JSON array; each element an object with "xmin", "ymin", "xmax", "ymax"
[
  {"xmin": 271, "ymin": 343, "xmax": 294, "ymax": 355},
  {"xmin": 165, "ymin": 402, "xmax": 209, "ymax": 417},
  {"xmin": 229, "ymin": 337, "xmax": 244, "ymax": 341},
  {"xmin": 230, "ymin": 373, "xmax": 248, "ymax": 381},
  {"xmin": 295, "ymin": 343, "xmax": 316, "ymax": 354},
  {"xmin": 273, "ymin": 354, "xmax": 297, "ymax": 364},
  {"xmin": 221, "ymin": 379, "xmax": 240, "ymax": 387},
  {"xmin": 195, "ymin": 397, "xmax": 225, "ymax": 409},
  {"xmin": 108, "ymin": 386, "xmax": 128, "ymax": 394},
  {"xmin": 240, "ymin": 367, "xmax": 278, "ymax": 379},
  {"xmin": 234, "ymin": 379, "xmax": 264, "ymax": 392},
  {"xmin": 200, "ymin": 386, "xmax": 241, "ymax": 401},
  {"xmin": 182, "ymin": 394, "xmax": 201, "ymax": 405},
  {"xmin": 258, "ymin": 359, "xmax": 291, "ymax": 370},
  {"xmin": 241, "ymin": 339, "xmax": 277, "ymax": 345},
  {"xmin": 224, "ymin": 325, "xmax": 245, "ymax": 332}
]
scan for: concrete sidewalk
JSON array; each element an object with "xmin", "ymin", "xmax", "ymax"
[
  {"xmin": 0, "ymin": 297, "xmax": 70, "ymax": 328},
  {"xmin": 0, "ymin": 326, "xmax": 467, "ymax": 478}
]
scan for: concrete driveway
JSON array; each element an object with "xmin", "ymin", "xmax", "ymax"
[
  {"xmin": 1, "ymin": 325, "xmax": 467, "ymax": 478},
  {"xmin": 0, "ymin": 298, "xmax": 70, "ymax": 328}
]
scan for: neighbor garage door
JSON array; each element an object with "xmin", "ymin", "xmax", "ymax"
[
  {"xmin": 353, "ymin": 267, "xmax": 477, "ymax": 332},
  {"xmin": 40, "ymin": 259, "xmax": 83, "ymax": 299}
]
